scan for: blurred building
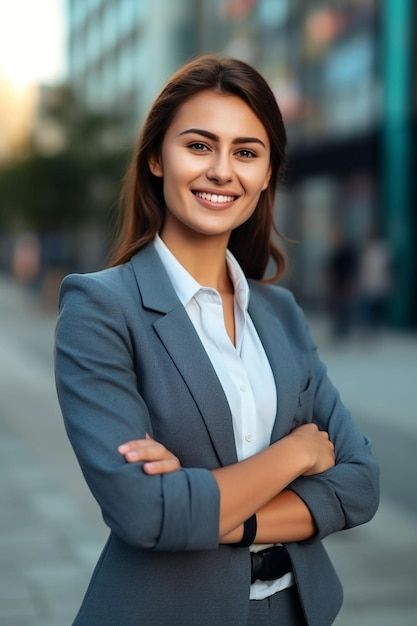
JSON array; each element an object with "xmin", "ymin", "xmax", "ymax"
[
  {"xmin": 66, "ymin": 0, "xmax": 198, "ymax": 137},
  {"xmin": 65, "ymin": 0, "xmax": 416, "ymax": 326}
]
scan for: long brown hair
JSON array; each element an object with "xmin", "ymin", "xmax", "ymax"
[{"xmin": 108, "ymin": 54, "xmax": 287, "ymax": 281}]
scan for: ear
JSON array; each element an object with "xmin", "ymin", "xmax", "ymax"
[
  {"xmin": 261, "ymin": 164, "xmax": 272, "ymax": 191},
  {"xmin": 148, "ymin": 154, "xmax": 164, "ymax": 177}
]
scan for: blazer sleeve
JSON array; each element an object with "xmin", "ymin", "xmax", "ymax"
[
  {"xmin": 54, "ymin": 273, "xmax": 220, "ymax": 552},
  {"xmin": 285, "ymin": 292, "xmax": 380, "ymax": 541}
]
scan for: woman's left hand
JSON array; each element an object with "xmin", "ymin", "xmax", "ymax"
[{"xmin": 118, "ymin": 434, "xmax": 181, "ymax": 474}]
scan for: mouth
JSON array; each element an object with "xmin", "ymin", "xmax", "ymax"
[{"xmin": 192, "ymin": 190, "xmax": 239, "ymax": 209}]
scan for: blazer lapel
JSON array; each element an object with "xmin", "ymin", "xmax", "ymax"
[
  {"xmin": 248, "ymin": 285, "xmax": 301, "ymax": 443},
  {"xmin": 130, "ymin": 244, "xmax": 238, "ymax": 467}
]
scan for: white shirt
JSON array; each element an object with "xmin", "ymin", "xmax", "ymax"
[{"xmin": 154, "ymin": 235, "xmax": 294, "ymax": 600}]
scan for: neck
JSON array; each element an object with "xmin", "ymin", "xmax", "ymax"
[{"xmin": 159, "ymin": 224, "xmax": 233, "ymax": 293}]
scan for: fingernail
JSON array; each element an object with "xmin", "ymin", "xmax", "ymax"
[{"xmin": 118, "ymin": 444, "xmax": 129, "ymax": 453}]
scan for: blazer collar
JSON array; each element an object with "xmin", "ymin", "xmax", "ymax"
[
  {"xmin": 248, "ymin": 281, "xmax": 300, "ymax": 444},
  {"xmin": 130, "ymin": 241, "xmax": 182, "ymax": 314},
  {"xmin": 130, "ymin": 243, "xmax": 238, "ymax": 467}
]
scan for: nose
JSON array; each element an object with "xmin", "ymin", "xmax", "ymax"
[{"xmin": 206, "ymin": 151, "xmax": 233, "ymax": 184}]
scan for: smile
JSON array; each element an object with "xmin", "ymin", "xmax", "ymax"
[{"xmin": 193, "ymin": 191, "xmax": 237, "ymax": 204}]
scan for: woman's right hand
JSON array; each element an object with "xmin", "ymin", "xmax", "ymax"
[
  {"xmin": 118, "ymin": 434, "xmax": 181, "ymax": 475},
  {"xmin": 287, "ymin": 423, "xmax": 335, "ymax": 476}
]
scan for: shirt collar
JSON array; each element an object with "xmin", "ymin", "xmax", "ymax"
[
  {"xmin": 153, "ymin": 234, "xmax": 250, "ymax": 312},
  {"xmin": 225, "ymin": 249, "xmax": 249, "ymax": 312},
  {"xmin": 153, "ymin": 235, "xmax": 200, "ymax": 307}
]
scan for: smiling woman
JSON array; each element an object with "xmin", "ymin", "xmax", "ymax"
[
  {"xmin": 148, "ymin": 90, "xmax": 272, "ymax": 248},
  {"xmin": 109, "ymin": 55, "xmax": 287, "ymax": 281},
  {"xmin": 54, "ymin": 54, "xmax": 379, "ymax": 626}
]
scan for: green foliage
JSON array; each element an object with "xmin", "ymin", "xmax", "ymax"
[
  {"xmin": 0, "ymin": 86, "xmax": 130, "ymax": 233},
  {"xmin": 0, "ymin": 152, "xmax": 86, "ymax": 229}
]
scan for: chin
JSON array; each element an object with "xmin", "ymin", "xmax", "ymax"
[{"xmin": 181, "ymin": 219, "xmax": 234, "ymax": 238}]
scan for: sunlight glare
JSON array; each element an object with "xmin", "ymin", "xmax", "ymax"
[{"xmin": 0, "ymin": 0, "xmax": 65, "ymax": 87}]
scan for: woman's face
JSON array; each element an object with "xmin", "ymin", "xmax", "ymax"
[{"xmin": 149, "ymin": 89, "xmax": 271, "ymax": 242}]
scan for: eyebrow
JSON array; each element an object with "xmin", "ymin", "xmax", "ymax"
[{"xmin": 178, "ymin": 128, "xmax": 267, "ymax": 149}]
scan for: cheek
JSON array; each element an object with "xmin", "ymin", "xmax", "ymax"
[
  {"xmin": 165, "ymin": 165, "xmax": 200, "ymax": 199},
  {"xmin": 253, "ymin": 165, "xmax": 271, "ymax": 192},
  {"xmin": 163, "ymin": 146, "xmax": 203, "ymax": 179},
  {"xmin": 238, "ymin": 161, "xmax": 270, "ymax": 194}
]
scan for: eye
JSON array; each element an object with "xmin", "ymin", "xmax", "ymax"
[
  {"xmin": 236, "ymin": 149, "xmax": 257, "ymax": 159},
  {"xmin": 188, "ymin": 142, "xmax": 210, "ymax": 152}
]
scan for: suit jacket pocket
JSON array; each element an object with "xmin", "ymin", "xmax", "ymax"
[{"xmin": 293, "ymin": 375, "xmax": 314, "ymax": 425}]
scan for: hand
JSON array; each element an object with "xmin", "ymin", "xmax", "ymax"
[
  {"xmin": 118, "ymin": 434, "xmax": 181, "ymax": 475},
  {"xmin": 288, "ymin": 423, "xmax": 335, "ymax": 476}
]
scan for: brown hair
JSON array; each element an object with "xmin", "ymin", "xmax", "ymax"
[{"xmin": 108, "ymin": 54, "xmax": 287, "ymax": 281}]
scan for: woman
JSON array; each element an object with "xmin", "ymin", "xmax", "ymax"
[{"xmin": 55, "ymin": 55, "xmax": 379, "ymax": 626}]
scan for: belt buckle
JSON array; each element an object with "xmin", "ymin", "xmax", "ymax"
[
  {"xmin": 250, "ymin": 546, "xmax": 290, "ymax": 584},
  {"xmin": 250, "ymin": 551, "xmax": 264, "ymax": 584}
]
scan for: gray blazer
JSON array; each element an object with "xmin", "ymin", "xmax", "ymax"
[{"xmin": 55, "ymin": 242, "xmax": 379, "ymax": 626}]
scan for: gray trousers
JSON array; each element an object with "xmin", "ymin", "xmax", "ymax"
[{"xmin": 247, "ymin": 586, "xmax": 306, "ymax": 626}]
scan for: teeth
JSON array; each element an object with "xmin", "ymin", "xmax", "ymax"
[{"xmin": 194, "ymin": 191, "xmax": 235, "ymax": 203}]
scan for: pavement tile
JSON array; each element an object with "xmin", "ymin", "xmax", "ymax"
[
  {"xmin": 0, "ymin": 578, "xmax": 33, "ymax": 603},
  {"xmin": 335, "ymin": 609, "xmax": 417, "ymax": 626},
  {"xmin": 31, "ymin": 490, "xmax": 84, "ymax": 524},
  {"xmin": 0, "ymin": 607, "xmax": 39, "ymax": 625},
  {"xmin": 23, "ymin": 562, "xmax": 88, "ymax": 623},
  {"xmin": 0, "ymin": 530, "xmax": 72, "ymax": 564},
  {"xmin": 70, "ymin": 536, "xmax": 105, "ymax": 567},
  {"xmin": 0, "ymin": 578, "xmax": 41, "ymax": 624}
]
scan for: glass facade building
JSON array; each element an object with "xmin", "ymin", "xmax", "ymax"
[
  {"xmin": 199, "ymin": 0, "xmax": 379, "ymax": 145},
  {"xmin": 66, "ymin": 0, "xmax": 197, "ymax": 129}
]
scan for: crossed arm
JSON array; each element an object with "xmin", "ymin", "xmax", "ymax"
[{"xmin": 118, "ymin": 424, "xmax": 335, "ymax": 545}]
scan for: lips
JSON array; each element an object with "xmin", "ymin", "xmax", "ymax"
[{"xmin": 192, "ymin": 191, "xmax": 239, "ymax": 209}]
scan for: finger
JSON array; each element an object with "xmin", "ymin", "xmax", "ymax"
[
  {"xmin": 118, "ymin": 439, "xmax": 161, "ymax": 455},
  {"xmin": 118, "ymin": 439, "xmax": 147, "ymax": 454},
  {"xmin": 123, "ymin": 449, "xmax": 158, "ymax": 462},
  {"xmin": 142, "ymin": 458, "xmax": 181, "ymax": 475},
  {"xmin": 123, "ymin": 443, "xmax": 172, "ymax": 463}
]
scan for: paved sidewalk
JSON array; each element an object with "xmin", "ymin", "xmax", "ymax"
[
  {"xmin": 0, "ymin": 275, "xmax": 416, "ymax": 625},
  {"xmin": 0, "ymin": 277, "xmax": 107, "ymax": 626},
  {"xmin": 309, "ymin": 319, "xmax": 417, "ymax": 626}
]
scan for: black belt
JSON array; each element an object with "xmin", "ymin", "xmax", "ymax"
[{"xmin": 250, "ymin": 546, "xmax": 292, "ymax": 584}]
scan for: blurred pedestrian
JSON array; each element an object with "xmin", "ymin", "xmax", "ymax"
[
  {"xmin": 358, "ymin": 230, "xmax": 392, "ymax": 335},
  {"xmin": 324, "ymin": 227, "xmax": 359, "ymax": 341},
  {"xmin": 55, "ymin": 55, "xmax": 379, "ymax": 626},
  {"xmin": 11, "ymin": 232, "xmax": 41, "ymax": 289}
]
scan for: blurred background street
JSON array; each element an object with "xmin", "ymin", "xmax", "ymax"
[{"xmin": 1, "ymin": 0, "xmax": 416, "ymax": 624}]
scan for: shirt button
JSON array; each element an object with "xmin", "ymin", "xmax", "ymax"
[
  {"xmin": 245, "ymin": 433, "xmax": 254, "ymax": 443},
  {"xmin": 240, "ymin": 384, "xmax": 247, "ymax": 392}
]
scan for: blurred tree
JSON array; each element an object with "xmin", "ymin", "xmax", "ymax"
[
  {"xmin": 0, "ymin": 85, "xmax": 128, "ymax": 237},
  {"xmin": 0, "ymin": 152, "xmax": 87, "ymax": 230}
]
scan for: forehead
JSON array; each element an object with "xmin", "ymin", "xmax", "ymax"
[{"xmin": 167, "ymin": 89, "xmax": 269, "ymax": 142}]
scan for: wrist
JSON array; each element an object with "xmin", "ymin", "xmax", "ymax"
[
  {"xmin": 276, "ymin": 434, "xmax": 312, "ymax": 478},
  {"xmin": 220, "ymin": 524, "xmax": 244, "ymax": 544}
]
